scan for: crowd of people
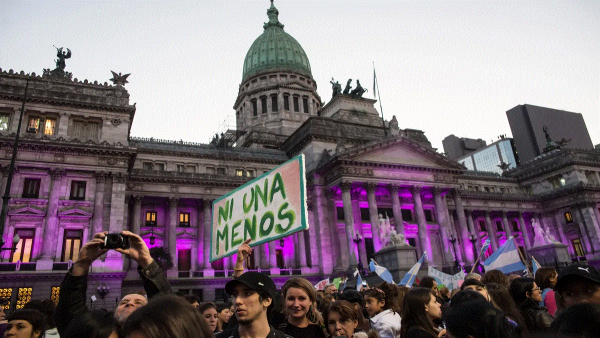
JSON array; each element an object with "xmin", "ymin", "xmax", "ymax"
[{"xmin": 1, "ymin": 231, "xmax": 600, "ymax": 338}]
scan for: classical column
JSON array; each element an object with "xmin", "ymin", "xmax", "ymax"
[
  {"xmin": 91, "ymin": 173, "xmax": 107, "ymax": 240},
  {"xmin": 311, "ymin": 185, "xmax": 329, "ymax": 272},
  {"xmin": 0, "ymin": 167, "xmax": 9, "ymax": 217},
  {"xmin": 433, "ymin": 188, "xmax": 452, "ymax": 264},
  {"xmin": 465, "ymin": 210, "xmax": 478, "ymax": 261},
  {"xmin": 412, "ymin": 186, "xmax": 431, "ymax": 262},
  {"xmin": 268, "ymin": 241, "xmax": 278, "ymax": 271},
  {"xmin": 202, "ymin": 199, "xmax": 212, "ymax": 270},
  {"xmin": 296, "ymin": 230, "xmax": 307, "ymax": 268},
  {"xmin": 341, "ymin": 182, "xmax": 358, "ymax": 267},
  {"xmin": 128, "ymin": 196, "xmax": 142, "ymax": 271},
  {"xmin": 194, "ymin": 201, "xmax": 204, "ymax": 270},
  {"xmin": 518, "ymin": 212, "xmax": 531, "ymax": 251},
  {"xmin": 366, "ymin": 183, "xmax": 382, "ymax": 252},
  {"xmin": 388, "ymin": 185, "xmax": 405, "ymax": 236},
  {"xmin": 168, "ymin": 197, "xmax": 179, "ymax": 272},
  {"xmin": 328, "ymin": 189, "xmax": 345, "ymax": 270},
  {"xmin": 501, "ymin": 211, "xmax": 513, "ymax": 238},
  {"xmin": 123, "ymin": 196, "xmax": 131, "ymax": 271},
  {"xmin": 452, "ymin": 190, "xmax": 469, "ymax": 239},
  {"xmin": 485, "ymin": 210, "xmax": 498, "ymax": 251},
  {"xmin": 39, "ymin": 169, "xmax": 64, "ymax": 261},
  {"xmin": 553, "ymin": 212, "xmax": 569, "ymax": 255}
]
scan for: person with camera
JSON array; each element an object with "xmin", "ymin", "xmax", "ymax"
[{"xmin": 54, "ymin": 231, "xmax": 171, "ymax": 336}]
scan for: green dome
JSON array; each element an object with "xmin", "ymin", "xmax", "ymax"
[{"xmin": 242, "ymin": 2, "xmax": 312, "ymax": 82}]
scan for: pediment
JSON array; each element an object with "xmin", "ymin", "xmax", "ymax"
[
  {"xmin": 339, "ymin": 137, "xmax": 465, "ymax": 171},
  {"xmin": 58, "ymin": 206, "xmax": 93, "ymax": 218},
  {"xmin": 8, "ymin": 205, "xmax": 47, "ymax": 217}
]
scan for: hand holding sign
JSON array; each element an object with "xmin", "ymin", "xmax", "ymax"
[{"xmin": 233, "ymin": 239, "xmax": 252, "ymax": 277}]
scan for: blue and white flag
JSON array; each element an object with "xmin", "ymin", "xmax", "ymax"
[
  {"xmin": 481, "ymin": 238, "xmax": 491, "ymax": 255},
  {"xmin": 369, "ymin": 259, "xmax": 394, "ymax": 284},
  {"xmin": 355, "ymin": 268, "xmax": 364, "ymax": 291},
  {"xmin": 483, "ymin": 237, "xmax": 526, "ymax": 274},
  {"xmin": 532, "ymin": 256, "xmax": 541, "ymax": 276},
  {"xmin": 399, "ymin": 252, "xmax": 426, "ymax": 287}
]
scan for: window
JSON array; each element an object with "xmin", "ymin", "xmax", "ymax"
[
  {"xmin": 496, "ymin": 221, "xmax": 503, "ymax": 232},
  {"xmin": 27, "ymin": 116, "xmax": 41, "ymax": 133},
  {"xmin": 424, "ymin": 209, "xmax": 435, "ymax": 222},
  {"xmin": 236, "ymin": 169, "xmax": 244, "ymax": 177},
  {"xmin": 15, "ymin": 288, "xmax": 32, "ymax": 310},
  {"xmin": 177, "ymin": 165, "xmax": 186, "ymax": 173},
  {"xmin": 217, "ymin": 167, "xmax": 226, "ymax": 176},
  {"xmin": 261, "ymin": 96, "xmax": 267, "ymax": 115},
  {"xmin": 155, "ymin": 163, "xmax": 165, "ymax": 171},
  {"xmin": 276, "ymin": 248, "xmax": 284, "ymax": 268},
  {"xmin": 271, "ymin": 95, "xmax": 278, "ymax": 112},
  {"xmin": 572, "ymin": 238, "xmax": 585, "ymax": 257},
  {"xmin": 252, "ymin": 99, "xmax": 258, "ymax": 117},
  {"xmin": 62, "ymin": 229, "xmax": 82, "ymax": 262},
  {"xmin": 401, "ymin": 209, "xmax": 413, "ymax": 222},
  {"xmin": 72, "ymin": 120, "xmax": 100, "ymax": 140},
  {"xmin": 283, "ymin": 95, "xmax": 290, "ymax": 111},
  {"xmin": 302, "ymin": 97, "xmax": 309, "ymax": 114},
  {"xmin": 146, "ymin": 211, "xmax": 157, "ymax": 226},
  {"xmin": 0, "ymin": 113, "xmax": 10, "ymax": 130},
  {"xmin": 0, "ymin": 288, "xmax": 12, "ymax": 310},
  {"xmin": 179, "ymin": 213, "xmax": 190, "ymax": 227},
  {"xmin": 337, "ymin": 207, "xmax": 345, "ymax": 221},
  {"xmin": 69, "ymin": 181, "xmax": 86, "ymax": 200},
  {"xmin": 360, "ymin": 208, "xmax": 370, "ymax": 221},
  {"xmin": 293, "ymin": 96, "xmax": 299, "ymax": 112},
  {"xmin": 512, "ymin": 221, "xmax": 520, "ymax": 232},
  {"xmin": 50, "ymin": 287, "xmax": 60, "ymax": 305},
  {"xmin": 12, "ymin": 229, "xmax": 35, "ymax": 263},
  {"xmin": 178, "ymin": 248, "xmax": 191, "ymax": 271},
  {"xmin": 43, "ymin": 118, "xmax": 56, "ymax": 135},
  {"xmin": 186, "ymin": 165, "xmax": 196, "ymax": 173},
  {"xmin": 479, "ymin": 220, "xmax": 487, "ymax": 232},
  {"xmin": 143, "ymin": 162, "xmax": 153, "ymax": 170},
  {"xmin": 236, "ymin": 169, "xmax": 254, "ymax": 178},
  {"xmin": 564, "ymin": 211, "xmax": 573, "ymax": 223},
  {"xmin": 22, "ymin": 178, "xmax": 41, "ymax": 198}
]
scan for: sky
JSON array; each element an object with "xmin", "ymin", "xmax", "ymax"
[{"xmin": 1, "ymin": 1, "xmax": 599, "ymax": 152}]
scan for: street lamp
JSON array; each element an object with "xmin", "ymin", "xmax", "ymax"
[
  {"xmin": 353, "ymin": 233, "xmax": 363, "ymax": 272},
  {"xmin": 448, "ymin": 233, "xmax": 460, "ymax": 273},
  {"xmin": 97, "ymin": 284, "xmax": 110, "ymax": 299},
  {"xmin": 469, "ymin": 234, "xmax": 478, "ymax": 272},
  {"xmin": 0, "ymin": 234, "xmax": 20, "ymax": 252}
]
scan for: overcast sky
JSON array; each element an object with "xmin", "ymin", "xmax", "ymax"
[{"xmin": 1, "ymin": 1, "xmax": 598, "ymax": 151}]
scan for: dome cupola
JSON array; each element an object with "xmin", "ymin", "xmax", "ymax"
[{"xmin": 242, "ymin": 1, "xmax": 312, "ymax": 82}]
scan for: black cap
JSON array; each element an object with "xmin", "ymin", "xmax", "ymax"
[
  {"xmin": 555, "ymin": 264, "xmax": 600, "ymax": 293},
  {"xmin": 225, "ymin": 272, "xmax": 276, "ymax": 300}
]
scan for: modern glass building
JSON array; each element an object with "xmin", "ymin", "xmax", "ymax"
[{"xmin": 457, "ymin": 138, "xmax": 519, "ymax": 174}]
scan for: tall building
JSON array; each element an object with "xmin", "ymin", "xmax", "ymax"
[
  {"xmin": 1, "ymin": 2, "xmax": 599, "ymax": 310},
  {"xmin": 506, "ymin": 104, "xmax": 594, "ymax": 163},
  {"xmin": 442, "ymin": 135, "xmax": 487, "ymax": 160},
  {"xmin": 456, "ymin": 138, "xmax": 519, "ymax": 174}
]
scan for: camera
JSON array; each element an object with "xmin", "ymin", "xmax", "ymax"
[{"xmin": 101, "ymin": 233, "xmax": 130, "ymax": 249}]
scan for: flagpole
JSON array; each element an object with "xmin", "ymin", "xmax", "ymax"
[
  {"xmin": 516, "ymin": 245, "xmax": 531, "ymax": 277},
  {"xmin": 373, "ymin": 62, "xmax": 387, "ymax": 137}
]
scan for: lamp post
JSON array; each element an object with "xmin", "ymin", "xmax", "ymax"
[
  {"xmin": 0, "ymin": 77, "xmax": 29, "ymax": 250},
  {"xmin": 353, "ymin": 233, "xmax": 363, "ymax": 272},
  {"xmin": 449, "ymin": 233, "xmax": 460, "ymax": 273},
  {"xmin": 469, "ymin": 234, "xmax": 478, "ymax": 272},
  {"xmin": 97, "ymin": 284, "xmax": 110, "ymax": 299}
]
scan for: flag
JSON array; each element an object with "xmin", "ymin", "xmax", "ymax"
[
  {"xmin": 532, "ymin": 256, "xmax": 541, "ymax": 276},
  {"xmin": 481, "ymin": 238, "xmax": 491, "ymax": 255},
  {"xmin": 483, "ymin": 237, "xmax": 527, "ymax": 274},
  {"xmin": 332, "ymin": 277, "xmax": 342, "ymax": 290},
  {"xmin": 314, "ymin": 278, "xmax": 329, "ymax": 290},
  {"xmin": 355, "ymin": 268, "xmax": 364, "ymax": 291},
  {"xmin": 369, "ymin": 259, "xmax": 394, "ymax": 284},
  {"xmin": 372, "ymin": 68, "xmax": 377, "ymax": 98},
  {"xmin": 399, "ymin": 252, "xmax": 426, "ymax": 287}
]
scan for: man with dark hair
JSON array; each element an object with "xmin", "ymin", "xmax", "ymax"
[
  {"xmin": 419, "ymin": 276, "xmax": 440, "ymax": 297},
  {"xmin": 55, "ymin": 231, "xmax": 171, "ymax": 335},
  {"xmin": 217, "ymin": 272, "xmax": 292, "ymax": 338},
  {"xmin": 554, "ymin": 264, "xmax": 600, "ymax": 307}
]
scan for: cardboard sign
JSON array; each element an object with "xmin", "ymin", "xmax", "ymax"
[
  {"xmin": 428, "ymin": 266, "xmax": 465, "ymax": 290},
  {"xmin": 210, "ymin": 155, "xmax": 308, "ymax": 262}
]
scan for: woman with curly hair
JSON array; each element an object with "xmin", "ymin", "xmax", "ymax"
[
  {"xmin": 400, "ymin": 288, "xmax": 443, "ymax": 338},
  {"xmin": 281, "ymin": 277, "xmax": 326, "ymax": 338},
  {"xmin": 363, "ymin": 282, "xmax": 401, "ymax": 338}
]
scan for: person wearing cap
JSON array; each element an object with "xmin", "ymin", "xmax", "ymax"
[
  {"xmin": 217, "ymin": 272, "xmax": 293, "ymax": 338},
  {"xmin": 554, "ymin": 264, "xmax": 600, "ymax": 307}
]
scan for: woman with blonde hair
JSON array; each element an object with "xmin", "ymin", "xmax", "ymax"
[{"xmin": 281, "ymin": 277, "xmax": 326, "ymax": 338}]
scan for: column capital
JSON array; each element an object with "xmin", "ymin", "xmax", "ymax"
[
  {"xmin": 203, "ymin": 199, "xmax": 213, "ymax": 209},
  {"xmin": 350, "ymin": 189, "xmax": 361, "ymax": 200},
  {"xmin": 94, "ymin": 172, "xmax": 108, "ymax": 183},
  {"xmin": 124, "ymin": 195, "xmax": 131, "ymax": 204},
  {"xmin": 431, "ymin": 186, "xmax": 443, "ymax": 195},
  {"xmin": 49, "ymin": 168, "xmax": 66, "ymax": 180},
  {"xmin": 134, "ymin": 195, "xmax": 143, "ymax": 204},
  {"xmin": 387, "ymin": 184, "xmax": 399, "ymax": 194},
  {"xmin": 112, "ymin": 173, "xmax": 127, "ymax": 183},
  {"xmin": 169, "ymin": 197, "xmax": 180, "ymax": 208},
  {"xmin": 410, "ymin": 185, "xmax": 422, "ymax": 195},
  {"xmin": 340, "ymin": 181, "xmax": 353, "ymax": 193},
  {"xmin": 365, "ymin": 182, "xmax": 377, "ymax": 193}
]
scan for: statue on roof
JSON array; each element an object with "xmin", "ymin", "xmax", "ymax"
[
  {"xmin": 54, "ymin": 46, "xmax": 71, "ymax": 71},
  {"xmin": 343, "ymin": 79, "xmax": 352, "ymax": 95},
  {"xmin": 542, "ymin": 125, "xmax": 560, "ymax": 153},
  {"xmin": 350, "ymin": 80, "xmax": 368, "ymax": 98},
  {"xmin": 110, "ymin": 71, "xmax": 131, "ymax": 87},
  {"xmin": 330, "ymin": 78, "xmax": 342, "ymax": 97}
]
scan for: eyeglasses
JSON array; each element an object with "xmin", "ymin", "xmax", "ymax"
[{"xmin": 531, "ymin": 287, "xmax": 541, "ymax": 292}]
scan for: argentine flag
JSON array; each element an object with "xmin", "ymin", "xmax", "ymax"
[
  {"xmin": 532, "ymin": 256, "xmax": 541, "ymax": 276},
  {"xmin": 355, "ymin": 268, "xmax": 364, "ymax": 291},
  {"xmin": 483, "ymin": 237, "xmax": 526, "ymax": 274},
  {"xmin": 399, "ymin": 252, "xmax": 426, "ymax": 287},
  {"xmin": 369, "ymin": 259, "xmax": 395, "ymax": 284}
]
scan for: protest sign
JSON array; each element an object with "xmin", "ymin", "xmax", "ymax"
[
  {"xmin": 428, "ymin": 266, "xmax": 464, "ymax": 290},
  {"xmin": 210, "ymin": 155, "xmax": 308, "ymax": 262}
]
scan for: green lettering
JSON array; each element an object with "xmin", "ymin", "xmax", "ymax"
[
  {"xmin": 259, "ymin": 211, "xmax": 275, "ymax": 237},
  {"xmin": 255, "ymin": 179, "xmax": 269, "ymax": 211},
  {"xmin": 243, "ymin": 188, "xmax": 255, "ymax": 213},
  {"xmin": 244, "ymin": 215, "xmax": 257, "ymax": 240},
  {"xmin": 231, "ymin": 220, "xmax": 243, "ymax": 247},
  {"xmin": 269, "ymin": 172, "xmax": 286, "ymax": 203},
  {"xmin": 218, "ymin": 200, "xmax": 230, "ymax": 225},
  {"xmin": 216, "ymin": 223, "xmax": 229, "ymax": 255},
  {"xmin": 276, "ymin": 202, "xmax": 295, "ymax": 233}
]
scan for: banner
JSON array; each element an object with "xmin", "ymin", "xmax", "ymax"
[
  {"xmin": 210, "ymin": 155, "xmax": 308, "ymax": 262},
  {"xmin": 428, "ymin": 266, "xmax": 464, "ymax": 290}
]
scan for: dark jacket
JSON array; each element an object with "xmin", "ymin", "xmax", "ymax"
[
  {"xmin": 519, "ymin": 298, "xmax": 553, "ymax": 333},
  {"xmin": 54, "ymin": 260, "xmax": 171, "ymax": 336},
  {"xmin": 217, "ymin": 325, "xmax": 294, "ymax": 338}
]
